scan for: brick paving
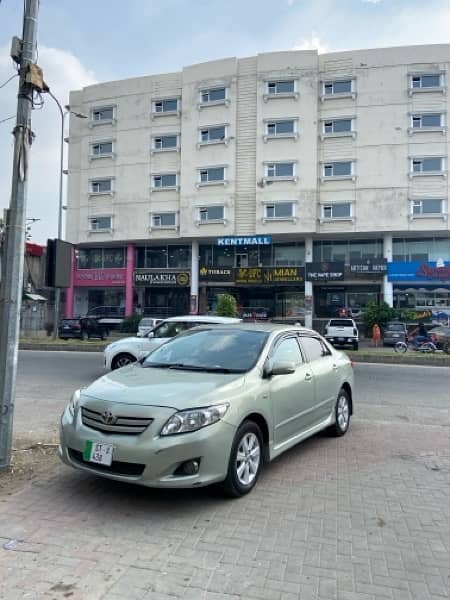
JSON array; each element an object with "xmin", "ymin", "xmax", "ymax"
[{"xmin": 1, "ymin": 414, "xmax": 450, "ymax": 599}]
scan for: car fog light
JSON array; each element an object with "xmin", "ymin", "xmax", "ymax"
[{"xmin": 175, "ymin": 458, "xmax": 201, "ymax": 476}]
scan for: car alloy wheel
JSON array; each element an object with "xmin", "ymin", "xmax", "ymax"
[
  {"xmin": 330, "ymin": 389, "xmax": 351, "ymax": 437},
  {"xmin": 221, "ymin": 421, "xmax": 263, "ymax": 497},
  {"xmin": 112, "ymin": 354, "xmax": 136, "ymax": 369}
]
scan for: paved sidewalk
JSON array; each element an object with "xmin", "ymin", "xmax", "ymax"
[{"xmin": 1, "ymin": 416, "xmax": 450, "ymax": 599}]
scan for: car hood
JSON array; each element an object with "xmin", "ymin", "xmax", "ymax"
[{"xmin": 81, "ymin": 364, "xmax": 246, "ymax": 410}]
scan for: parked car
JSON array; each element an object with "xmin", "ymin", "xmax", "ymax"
[
  {"xmin": 323, "ymin": 318, "xmax": 359, "ymax": 350},
  {"xmin": 103, "ymin": 315, "xmax": 242, "ymax": 370},
  {"xmin": 59, "ymin": 323, "xmax": 354, "ymax": 496},
  {"xmin": 383, "ymin": 321, "xmax": 407, "ymax": 346},
  {"xmin": 58, "ymin": 317, "xmax": 109, "ymax": 341},
  {"xmin": 137, "ymin": 317, "xmax": 163, "ymax": 337},
  {"xmin": 428, "ymin": 325, "xmax": 450, "ymax": 353},
  {"xmin": 86, "ymin": 306, "xmax": 125, "ymax": 327}
]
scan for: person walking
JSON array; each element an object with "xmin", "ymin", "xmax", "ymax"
[{"xmin": 372, "ymin": 323, "xmax": 381, "ymax": 347}]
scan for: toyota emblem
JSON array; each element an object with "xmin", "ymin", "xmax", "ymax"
[{"xmin": 101, "ymin": 410, "xmax": 116, "ymax": 425}]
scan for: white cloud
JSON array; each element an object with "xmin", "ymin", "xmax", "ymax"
[
  {"xmin": 362, "ymin": 0, "xmax": 382, "ymax": 4},
  {"xmin": 292, "ymin": 32, "xmax": 329, "ymax": 54},
  {"xmin": 287, "ymin": 0, "xmax": 296, "ymax": 6},
  {"xmin": 0, "ymin": 46, "xmax": 96, "ymax": 243}
]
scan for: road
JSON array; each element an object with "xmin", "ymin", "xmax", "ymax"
[
  {"xmin": 1, "ymin": 350, "xmax": 448, "ymax": 599},
  {"xmin": 14, "ymin": 350, "xmax": 450, "ymax": 439}
]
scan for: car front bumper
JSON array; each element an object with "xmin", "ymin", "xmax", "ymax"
[
  {"xmin": 59, "ymin": 404, "xmax": 236, "ymax": 489},
  {"xmin": 325, "ymin": 336, "xmax": 358, "ymax": 345}
]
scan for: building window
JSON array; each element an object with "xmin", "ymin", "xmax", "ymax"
[
  {"xmin": 89, "ymin": 179, "xmax": 113, "ymax": 194},
  {"xmin": 412, "ymin": 113, "xmax": 443, "ymax": 129},
  {"xmin": 410, "ymin": 74, "xmax": 443, "ymax": 90},
  {"xmin": 152, "ymin": 98, "xmax": 179, "ymax": 114},
  {"xmin": 91, "ymin": 106, "xmax": 115, "ymax": 123},
  {"xmin": 411, "ymin": 157, "xmax": 445, "ymax": 174},
  {"xmin": 77, "ymin": 247, "xmax": 125, "ymax": 269},
  {"xmin": 90, "ymin": 141, "xmax": 113, "ymax": 158},
  {"xmin": 152, "ymin": 134, "xmax": 179, "ymax": 151},
  {"xmin": 265, "ymin": 162, "xmax": 296, "ymax": 179},
  {"xmin": 151, "ymin": 212, "xmax": 177, "ymax": 228},
  {"xmin": 198, "ymin": 205, "xmax": 225, "ymax": 222},
  {"xmin": 322, "ymin": 203, "xmax": 352, "ymax": 220},
  {"xmin": 323, "ymin": 79, "xmax": 355, "ymax": 97},
  {"xmin": 266, "ymin": 80, "xmax": 296, "ymax": 95},
  {"xmin": 265, "ymin": 202, "xmax": 295, "ymax": 219},
  {"xmin": 411, "ymin": 199, "xmax": 444, "ymax": 217},
  {"xmin": 198, "ymin": 167, "xmax": 226, "ymax": 184},
  {"xmin": 200, "ymin": 126, "xmax": 227, "ymax": 144},
  {"xmin": 152, "ymin": 173, "xmax": 178, "ymax": 189},
  {"xmin": 89, "ymin": 216, "xmax": 112, "ymax": 231},
  {"xmin": 323, "ymin": 118, "xmax": 353, "ymax": 134},
  {"xmin": 265, "ymin": 120, "xmax": 297, "ymax": 138},
  {"xmin": 322, "ymin": 161, "xmax": 354, "ymax": 178},
  {"xmin": 200, "ymin": 87, "xmax": 227, "ymax": 104}
]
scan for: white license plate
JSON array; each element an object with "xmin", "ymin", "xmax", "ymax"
[
  {"xmin": 83, "ymin": 441, "xmax": 113, "ymax": 466},
  {"xmin": 393, "ymin": 334, "xmax": 400, "ymax": 337},
  {"xmin": 338, "ymin": 337, "xmax": 345, "ymax": 341}
]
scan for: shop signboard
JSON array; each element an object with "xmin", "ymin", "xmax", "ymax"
[
  {"xmin": 233, "ymin": 267, "xmax": 305, "ymax": 285},
  {"xmin": 388, "ymin": 261, "xmax": 450, "ymax": 283},
  {"xmin": 217, "ymin": 236, "xmax": 272, "ymax": 246},
  {"xmin": 305, "ymin": 262, "xmax": 345, "ymax": 281},
  {"xmin": 234, "ymin": 267, "xmax": 264, "ymax": 284},
  {"xmin": 349, "ymin": 260, "xmax": 387, "ymax": 275},
  {"xmin": 199, "ymin": 266, "xmax": 234, "ymax": 282},
  {"xmin": 134, "ymin": 270, "xmax": 190, "ymax": 286},
  {"xmin": 74, "ymin": 268, "xmax": 126, "ymax": 287}
]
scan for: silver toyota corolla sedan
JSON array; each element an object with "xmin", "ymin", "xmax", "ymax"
[{"xmin": 59, "ymin": 324, "xmax": 354, "ymax": 497}]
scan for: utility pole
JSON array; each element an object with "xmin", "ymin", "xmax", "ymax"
[{"xmin": 0, "ymin": 0, "xmax": 40, "ymax": 471}]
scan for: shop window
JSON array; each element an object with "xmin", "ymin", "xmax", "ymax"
[
  {"xmin": 199, "ymin": 245, "xmax": 214, "ymax": 267},
  {"xmin": 146, "ymin": 246, "xmax": 168, "ymax": 268},
  {"xmin": 168, "ymin": 245, "xmax": 191, "ymax": 268}
]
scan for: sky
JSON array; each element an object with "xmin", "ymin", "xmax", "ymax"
[{"xmin": 1, "ymin": 0, "xmax": 450, "ymax": 243}]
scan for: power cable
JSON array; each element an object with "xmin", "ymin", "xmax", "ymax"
[
  {"xmin": 0, "ymin": 73, "xmax": 18, "ymax": 89},
  {"xmin": 0, "ymin": 115, "xmax": 15, "ymax": 124}
]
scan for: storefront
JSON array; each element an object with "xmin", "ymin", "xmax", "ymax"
[
  {"xmin": 134, "ymin": 270, "xmax": 191, "ymax": 317},
  {"xmin": 389, "ymin": 260, "xmax": 450, "ymax": 322}
]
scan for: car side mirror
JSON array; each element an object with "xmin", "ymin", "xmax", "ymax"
[
  {"xmin": 146, "ymin": 331, "xmax": 154, "ymax": 338},
  {"xmin": 263, "ymin": 360, "xmax": 296, "ymax": 378}
]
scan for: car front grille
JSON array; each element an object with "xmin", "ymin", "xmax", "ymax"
[
  {"xmin": 81, "ymin": 407, "xmax": 153, "ymax": 434},
  {"xmin": 68, "ymin": 449, "xmax": 145, "ymax": 476}
]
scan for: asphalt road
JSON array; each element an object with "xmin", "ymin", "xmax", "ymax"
[{"xmin": 13, "ymin": 350, "xmax": 450, "ymax": 440}]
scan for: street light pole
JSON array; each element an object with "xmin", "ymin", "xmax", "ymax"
[{"xmin": 47, "ymin": 92, "xmax": 87, "ymax": 337}]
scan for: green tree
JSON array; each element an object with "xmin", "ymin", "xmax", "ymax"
[
  {"xmin": 120, "ymin": 313, "xmax": 142, "ymax": 333},
  {"xmin": 215, "ymin": 293, "xmax": 238, "ymax": 318},
  {"xmin": 363, "ymin": 301, "xmax": 398, "ymax": 335}
]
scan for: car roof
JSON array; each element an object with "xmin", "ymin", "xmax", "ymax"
[
  {"xmin": 188, "ymin": 322, "xmax": 320, "ymax": 335},
  {"xmin": 162, "ymin": 315, "xmax": 242, "ymax": 323}
]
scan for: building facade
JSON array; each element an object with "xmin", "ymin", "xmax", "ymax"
[{"xmin": 65, "ymin": 45, "xmax": 450, "ymax": 326}]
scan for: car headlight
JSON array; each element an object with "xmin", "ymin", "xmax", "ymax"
[
  {"xmin": 160, "ymin": 404, "xmax": 229, "ymax": 436},
  {"xmin": 68, "ymin": 389, "xmax": 81, "ymax": 418}
]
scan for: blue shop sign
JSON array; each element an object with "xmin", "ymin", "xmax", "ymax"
[
  {"xmin": 388, "ymin": 261, "xmax": 450, "ymax": 283},
  {"xmin": 217, "ymin": 236, "xmax": 272, "ymax": 246}
]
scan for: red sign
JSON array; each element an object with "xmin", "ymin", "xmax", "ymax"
[
  {"xmin": 74, "ymin": 268, "xmax": 126, "ymax": 287},
  {"xmin": 416, "ymin": 263, "xmax": 450, "ymax": 281}
]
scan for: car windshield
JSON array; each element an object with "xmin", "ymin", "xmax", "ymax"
[
  {"xmin": 143, "ymin": 328, "xmax": 269, "ymax": 372},
  {"xmin": 329, "ymin": 319, "xmax": 353, "ymax": 327},
  {"xmin": 386, "ymin": 324, "xmax": 405, "ymax": 331},
  {"xmin": 139, "ymin": 319, "xmax": 154, "ymax": 326}
]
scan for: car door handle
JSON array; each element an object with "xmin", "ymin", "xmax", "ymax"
[
  {"xmin": 304, "ymin": 372, "xmax": 313, "ymax": 382},
  {"xmin": 332, "ymin": 364, "xmax": 338, "ymax": 370}
]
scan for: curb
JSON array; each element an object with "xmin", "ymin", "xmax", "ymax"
[{"xmin": 19, "ymin": 343, "xmax": 106, "ymax": 352}]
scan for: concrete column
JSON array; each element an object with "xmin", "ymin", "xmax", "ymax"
[
  {"xmin": 190, "ymin": 241, "xmax": 199, "ymax": 314},
  {"xmin": 383, "ymin": 234, "xmax": 393, "ymax": 307},
  {"xmin": 125, "ymin": 244, "xmax": 135, "ymax": 316},
  {"xmin": 304, "ymin": 237, "xmax": 313, "ymax": 329},
  {"xmin": 65, "ymin": 246, "xmax": 75, "ymax": 318}
]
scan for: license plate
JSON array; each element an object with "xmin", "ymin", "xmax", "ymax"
[
  {"xmin": 393, "ymin": 334, "xmax": 400, "ymax": 338},
  {"xmin": 83, "ymin": 441, "xmax": 113, "ymax": 466},
  {"xmin": 338, "ymin": 337, "xmax": 345, "ymax": 341}
]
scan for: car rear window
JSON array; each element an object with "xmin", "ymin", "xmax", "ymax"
[
  {"xmin": 386, "ymin": 324, "xmax": 405, "ymax": 331},
  {"xmin": 329, "ymin": 319, "xmax": 353, "ymax": 327}
]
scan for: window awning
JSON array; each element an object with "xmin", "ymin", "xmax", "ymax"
[{"xmin": 24, "ymin": 293, "xmax": 47, "ymax": 302}]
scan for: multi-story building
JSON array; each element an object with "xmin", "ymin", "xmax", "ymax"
[{"xmin": 65, "ymin": 45, "xmax": 450, "ymax": 326}]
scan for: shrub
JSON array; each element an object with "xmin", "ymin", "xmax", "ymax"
[
  {"xmin": 362, "ymin": 301, "xmax": 399, "ymax": 334},
  {"xmin": 120, "ymin": 313, "xmax": 141, "ymax": 333},
  {"xmin": 215, "ymin": 294, "xmax": 238, "ymax": 318}
]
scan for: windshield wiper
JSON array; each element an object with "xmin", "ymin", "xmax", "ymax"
[{"xmin": 145, "ymin": 363, "xmax": 244, "ymax": 373}]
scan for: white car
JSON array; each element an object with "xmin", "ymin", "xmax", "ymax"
[
  {"xmin": 136, "ymin": 317, "xmax": 163, "ymax": 337},
  {"xmin": 104, "ymin": 315, "xmax": 242, "ymax": 370}
]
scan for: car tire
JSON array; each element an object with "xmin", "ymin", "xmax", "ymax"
[
  {"xmin": 221, "ymin": 421, "xmax": 264, "ymax": 498},
  {"xmin": 329, "ymin": 388, "xmax": 351, "ymax": 437},
  {"xmin": 81, "ymin": 331, "xmax": 89, "ymax": 341},
  {"xmin": 111, "ymin": 353, "xmax": 136, "ymax": 370},
  {"xmin": 100, "ymin": 331, "xmax": 108, "ymax": 341},
  {"xmin": 352, "ymin": 342, "xmax": 359, "ymax": 351}
]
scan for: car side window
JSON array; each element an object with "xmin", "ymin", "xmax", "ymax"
[
  {"xmin": 271, "ymin": 337, "xmax": 304, "ymax": 366},
  {"xmin": 299, "ymin": 336, "xmax": 331, "ymax": 362},
  {"xmin": 152, "ymin": 322, "xmax": 181, "ymax": 338}
]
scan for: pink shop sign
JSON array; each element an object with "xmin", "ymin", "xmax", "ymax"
[{"xmin": 74, "ymin": 268, "xmax": 127, "ymax": 287}]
